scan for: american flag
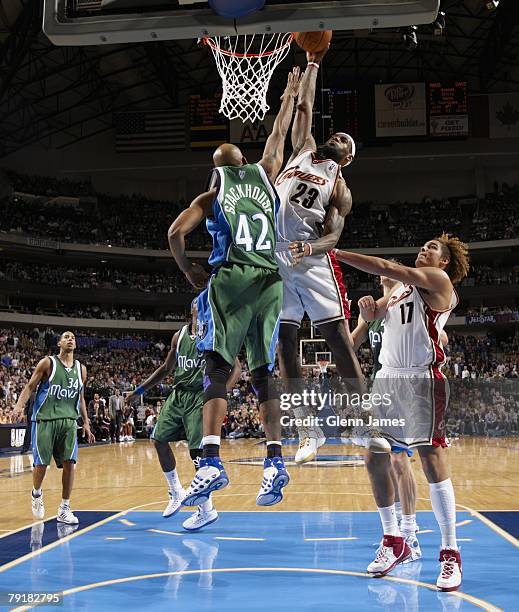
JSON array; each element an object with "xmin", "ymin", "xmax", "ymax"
[{"xmin": 113, "ymin": 110, "xmax": 185, "ymax": 152}]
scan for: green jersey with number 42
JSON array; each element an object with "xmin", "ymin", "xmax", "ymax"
[{"xmin": 207, "ymin": 163, "xmax": 280, "ymax": 271}]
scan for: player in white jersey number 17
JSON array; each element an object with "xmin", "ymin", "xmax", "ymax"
[
  {"xmin": 275, "ymin": 47, "xmax": 386, "ymax": 463},
  {"xmin": 334, "ymin": 234, "xmax": 470, "ymax": 592}
]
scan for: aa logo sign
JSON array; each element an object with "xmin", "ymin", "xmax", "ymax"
[{"xmin": 230, "ymin": 116, "xmax": 275, "ymax": 145}]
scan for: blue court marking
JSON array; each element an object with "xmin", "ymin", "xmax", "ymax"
[
  {"xmin": 0, "ymin": 511, "xmax": 517, "ymax": 611},
  {"xmin": 0, "ymin": 512, "xmax": 116, "ymax": 567},
  {"xmin": 482, "ymin": 511, "xmax": 519, "ymax": 539}
]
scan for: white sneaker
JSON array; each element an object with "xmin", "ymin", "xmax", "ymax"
[
  {"xmin": 57, "ymin": 504, "xmax": 79, "ymax": 525},
  {"xmin": 351, "ymin": 434, "xmax": 392, "ymax": 453},
  {"xmin": 367, "ymin": 535, "xmax": 411, "ymax": 576},
  {"xmin": 163, "ymin": 488, "xmax": 186, "ymax": 518},
  {"xmin": 295, "ymin": 436, "xmax": 326, "ymax": 464},
  {"xmin": 402, "ymin": 533, "xmax": 422, "ymax": 563},
  {"xmin": 31, "ymin": 490, "xmax": 44, "ymax": 519},
  {"xmin": 182, "ymin": 507, "xmax": 219, "ymax": 531},
  {"xmin": 437, "ymin": 549, "xmax": 462, "ymax": 592}
]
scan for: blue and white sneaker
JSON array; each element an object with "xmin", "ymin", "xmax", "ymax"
[
  {"xmin": 182, "ymin": 457, "xmax": 229, "ymax": 507},
  {"xmin": 256, "ymin": 457, "xmax": 290, "ymax": 506}
]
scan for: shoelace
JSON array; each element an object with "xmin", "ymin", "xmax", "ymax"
[
  {"xmin": 374, "ymin": 546, "xmax": 391, "ymax": 564},
  {"xmin": 440, "ymin": 556, "xmax": 458, "ymax": 578}
]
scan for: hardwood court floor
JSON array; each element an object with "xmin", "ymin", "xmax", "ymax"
[{"xmin": 1, "ymin": 437, "xmax": 518, "ymax": 533}]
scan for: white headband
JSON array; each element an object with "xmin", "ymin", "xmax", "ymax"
[{"xmin": 342, "ymin": 134, "xmax": 356, "ymax": 167}]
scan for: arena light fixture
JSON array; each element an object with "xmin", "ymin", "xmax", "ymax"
[
  {"xmin": 433, "ymin": 10, "xmax": 446, "ymax": 35},
  {"xmin": 402, "ymin": 25, "xmax": 418, "ymax": 50},
  {"xmin": 485, "ymin": 0, "xmax": 499, "ymax": 10}
]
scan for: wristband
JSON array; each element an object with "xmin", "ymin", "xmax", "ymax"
[
  {"xmin": 306, "ymin": 243, "xmax": 313, "ymax": 256},
  {"xmin": 307, "ymin": 62, "xmax": 319, "ymax": 69},
  {"xmin": 135, "ymin": 385, "xmax": 145, "ymax": 396}
]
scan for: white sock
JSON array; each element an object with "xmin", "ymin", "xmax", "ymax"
[
  {"xmin": 394, "ymin": 500, "xmax": 402, "ymax": 523},
  {"xmin": 201, "ymin": 435, "xmax": 220, "ymax": 447},
  {"xmin": 377, "ymin": 504, "xmax": 401, "ymax": 537},
  {"xmin": 60, "ymin": 498, "xmax": 70, "ymax": 507},
  {"xmin": 401, "ymin": 514, "xmax": 417, "ymax": 536},
  {"xmin": 429, "ymin": 478, "xmax": 458, "ymax": 550},
  {"xmin": 32, "ymin": 488, "xmax": 42, "ymax": 497},
  {"xmin": 164, "ymin": 469, "xmax": 182, "ymax": 492},
  {"xmin": 201, "ymin": 498, "xmax": 214, "ymax": 513}
]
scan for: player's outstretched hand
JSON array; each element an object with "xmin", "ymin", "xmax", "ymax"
[
  {"xmin": 307, "ymin": 44, "xmax": 330, "ymax": 64},
  {"xmin": 281, "ymin": 66, "xmax": 302, "ymax": 99},
  {"xmin": 288, "ymin": 240, "xmax": 311, "ymax": 265},
  {"xmin": 185, "ymin": 262, "xmax": 209, "ymax": 290},
  {"xmin": 83, "ymin": 425, "xmax": 95, "ymax": 444},
  {"xmin": 358, "ymin": 295, "xmax": 377, "ymax": 320}
]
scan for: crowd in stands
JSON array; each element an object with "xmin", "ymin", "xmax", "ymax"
[
  {"xmin": 1, "ymin": 260, "xmax": 192, "ymax": 294},
  {"xmin": 1, "ymin": 172, "xmax": 518, "ymax": 250},
  {"xmin": 1, "ymin": 327, "xmax": 518, "ymax": 443},
  {"xmin": 1, "ymin": 302, "xmax": 187, "ymax": 322}
]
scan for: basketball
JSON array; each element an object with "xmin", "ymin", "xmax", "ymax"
[{"xmin": 293, "ymin": 30, "xmax": 333, "ymax": 53}]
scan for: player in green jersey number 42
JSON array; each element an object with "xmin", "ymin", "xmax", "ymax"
[
  {"xmin": 168, "ymin": 67, "xmax": 302, "ymax": 509},
  {"xmin": 14, "ymin": 331, "xmax": 95, "ymax": 525}
]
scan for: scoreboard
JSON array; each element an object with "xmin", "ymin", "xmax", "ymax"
[
  {"xmin": 189, "ymin": 94, "xmax": 228, "ymax": 149},
  {"xmin": 428, "ymin": 82, "xmax": 469, "ymax": 137},
  {"xmin": 315, "ymin": 88, "xmax": 361, "ymax": 143}
]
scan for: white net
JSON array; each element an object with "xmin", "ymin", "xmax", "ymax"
[{"xmin": 204, "ymin": 33, "xmax": 293, "ymax": 123}]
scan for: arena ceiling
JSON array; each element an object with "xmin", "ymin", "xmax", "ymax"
[{"xmin": 0, "ymin": 0, "xmax": 518, "ymax": 156}]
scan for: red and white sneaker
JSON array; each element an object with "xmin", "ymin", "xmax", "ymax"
[
  {"xmin": 367, "ymin": 535, "xmax": 411, "ymax": 577},
  {"xmin": 437, "ymin": 549, "xmax": 462, "ymax": 592}
]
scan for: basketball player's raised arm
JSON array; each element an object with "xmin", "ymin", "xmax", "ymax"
[
  {"xmin": 168, "ymin": 190, "xmax": 215, "ymax": 290},
  {"xmin": 13, "ymin": 357, "xmax": 51, "ymax": 420},
  {"xmin": 79, "ymin": 364, "xmax": 95, "ymax": 443},
  {"xmin": 289, "ymin": 48, "xmax": 328, "ymax": 160},
  {"xmin": 351, "ymin": 316, "xmax": 369, "ymax": 352},
  {"xmin": 288, "ymin": 178, "xmax": 351, "ymax": 263},
  {"xmin": 332, "ymin": 251, "xmax": 452, "ymax": 293},
  {"xmin": 358, "ymin": 295, "xmax": 392, "ymax": 322},
  {"xmin": 259, "ymin": 66, "xmax": 302, "ymax": 180},
  {"xmin": 126, "ymin": 333, "xmax": 180, "ymax": 404}
]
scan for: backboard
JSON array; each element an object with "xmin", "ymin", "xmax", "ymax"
[{"xmin": 43, "ymin": 0, "xmax": 440, "ymax": 46}]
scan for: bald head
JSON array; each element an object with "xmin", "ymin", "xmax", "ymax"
[{"xmin": 213, "ymin": 143, "xmax": 245, "ymax": 167}]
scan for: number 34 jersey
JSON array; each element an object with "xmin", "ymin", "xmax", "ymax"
[
  {"xmin": 274, "ymin": 149, "xmax": 342, "ymax": 243},
  {"xmin": 207, "ymin": 163, "xmax": 280, "ymax": 271},
  {"xmin": 379, "ymin": 283, "xmax": 458, "ymax": 370}
]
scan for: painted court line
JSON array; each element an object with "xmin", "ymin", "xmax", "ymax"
[
  {"xmin": 104, "ymin": 537, "xmax": 126, "ymax": 541},
  {"xmin": 148, "ymin": 529, "xmax": 184, "ymax": 537},
  {"xmin": 11, "ymin": 567, "xmax": 502, "ymax": 612},
  {"xmin": 457, "ymin": 503, "xmax": 519, "ymax": 549},
  {"xmin": 119, "ymin": 519, "xmax": 136, "ymax": 527},
  {"xmin": 456, "ymin": 519, "xmax": 473, "ymax": 527},
  {"xmin": 305, "ymin": 537, "xmax": 358, "ymax": 541},
  {"xmin": 214, "ymin": 537, "xmax": 265, "ymax": 542}
]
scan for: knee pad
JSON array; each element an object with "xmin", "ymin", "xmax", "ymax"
[
  {"xmin": 251, "ymin": 365, "xmax": 279, "ymax": 404},
  {"xmin": 203, "ymin": 351, "xmax": 232, "ymax": 402}
]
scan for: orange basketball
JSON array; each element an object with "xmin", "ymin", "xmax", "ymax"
[{"xmin": 293, "ymin": 30, "xmax": 332, "ymax": 53}]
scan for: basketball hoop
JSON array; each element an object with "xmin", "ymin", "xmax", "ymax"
[{"xmin": 203, "ymin": 33, "xmax": 293, "ymax": 123}]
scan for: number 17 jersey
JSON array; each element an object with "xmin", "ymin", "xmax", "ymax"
[
  {"xmin": 207, "ymin": 163, "xmax": 279, "ymax": 271},
  {"xmin": 275, "ymin": 149, "xmax": 342, "ymax": 243}
]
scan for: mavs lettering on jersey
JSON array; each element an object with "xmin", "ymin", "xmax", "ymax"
[{"xmin": 177, "ymin": 354, "xmax": 206, "ymax": 371}]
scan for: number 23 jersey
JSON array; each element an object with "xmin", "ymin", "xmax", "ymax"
[
  {"xmin": 379, "ymin": 283, "xmax": 458, "ymax": 370},
  {"xmin": 275, "ymin": 149, "xmax": 342, "ymax": 242}
]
